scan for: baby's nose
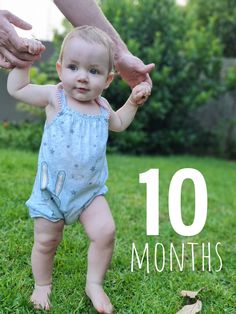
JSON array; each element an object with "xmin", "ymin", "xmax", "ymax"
[{"xmin": 77, "ymin": 69, "xmax": 88, "ymax": 82}]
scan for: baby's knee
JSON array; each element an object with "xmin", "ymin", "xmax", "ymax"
[
  {"xmin": 105, "ymin": 223, "xmax": 116, "ymax": 243},
  {"xmin": 95, "ymin": 221, "xmax": 116, "ymax": 246},
  {"xmin": 34, "ymin": 233, "xmax": 62, "ymax": 254}
]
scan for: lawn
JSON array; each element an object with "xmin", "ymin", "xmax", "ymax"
[{"xmin": 0, "ymin": 148, "xmax": 235, "ymax": 313}]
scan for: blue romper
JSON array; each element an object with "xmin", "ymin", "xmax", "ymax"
[{"xmin": 26, "ymin": 84, "xmax": 109, "ymax": 225}]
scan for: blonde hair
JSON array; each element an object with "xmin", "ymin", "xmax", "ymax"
[{"xmin": 58, "ymin": 25, "xmax": 115, "ymax": 72}]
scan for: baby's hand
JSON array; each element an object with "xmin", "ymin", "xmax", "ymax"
[
  {"xmin": 23, "ymin": 38, "xmax": 45, "ymax": 56},
  {"xmin": 129, "ymin": 82, "xmax": 151, "ymax": 106}
]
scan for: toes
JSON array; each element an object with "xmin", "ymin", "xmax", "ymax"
[
  {"xmin": 30, "ymin": 297, "xmax": 50, "ymax": 311},
  {"xmin": 104, "ymin": 304, "xmax": 113, "ymax": 314},
  {"xmin": 31, "ymin": 301, "xmax": 50, "ymax": 311},
  {"xmin": 45, "ymin": 303, "xmax": 50, "ymax": 311},
  {"xmin": 30, "ymin": 284, "xmax": 51, "ymax": 311},
  {"xmin": 96, "ymin": 302, "xmax": 113, "ymax": 314},
  {"xmin": 85, "ymin": 283, "xmax": 114, "ymax": 314}
]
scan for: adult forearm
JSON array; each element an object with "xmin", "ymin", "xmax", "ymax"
[{"xmin": 53, "ymin": 0, "xmax": 128, "ymax": 57}]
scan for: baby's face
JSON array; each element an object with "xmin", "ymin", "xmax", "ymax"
[{"xmin": 57, "ymin": 37, "xmax": 112, "ymax": 102}]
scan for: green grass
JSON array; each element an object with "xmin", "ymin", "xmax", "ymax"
[{"xmin": 0, "ymin": 149, "xmax": 235, "ymax": 313}]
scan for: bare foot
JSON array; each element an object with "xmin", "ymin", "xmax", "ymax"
[
  {"xmin": 85, "ymin": 282, "xmax": 113, "ymax": 314},
  {"xmin": 30, "ymin": 284, "xmax": 52, "ymax": 311}
]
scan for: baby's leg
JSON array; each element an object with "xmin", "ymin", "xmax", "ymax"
[
  {"xmin": 30, "ymin": 218, "xmax": 64, "ymax": 310},
  {"xmin": 80, "ymin": 196, "xmax": 115, "ymax": 314}
]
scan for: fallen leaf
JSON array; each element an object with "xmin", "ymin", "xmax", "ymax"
[
  {"xmin": 176, "ymin": 300, "xmax": 202, "ymax": 314},
  {"xmin": 180, "ymin": 288, "xmax": 203, "ymax": 299}
]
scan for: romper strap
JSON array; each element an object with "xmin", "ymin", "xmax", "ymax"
[
  {"xmin": 96, "ymin": 96, "xmax": 111, "ymax": 119},
  {"xmin": 55, "ymin": 82, "xmax": 66, "ymax": 113}
]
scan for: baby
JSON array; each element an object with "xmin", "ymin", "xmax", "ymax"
[{"xmin": 7, "ymin": 26, "xmax": 151, "ymax": 313}]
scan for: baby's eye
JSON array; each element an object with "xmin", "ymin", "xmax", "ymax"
[
  {"xmin": 90, "ymin": 68, "xmax": 99, "ymax": 75},
  {"xmin": 68, "ymin": 64, "xmax": 78, "ymax": 71}
]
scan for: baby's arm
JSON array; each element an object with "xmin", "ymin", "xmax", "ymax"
[
  {"xmin": 108, "ymin": 82, "xmax": 151, "ymax": 132},
  {"xmin": 7, "ymin": 39, "xmax": 54, "ymax": 108}
]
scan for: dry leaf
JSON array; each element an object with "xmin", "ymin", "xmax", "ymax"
[
  {"xmin": 176, "ymin": 300, "xmax": 202, "ymax": 314},
  {"xmin": 180, "ymin": 288, "xmax": 203, "ymax": 299}
]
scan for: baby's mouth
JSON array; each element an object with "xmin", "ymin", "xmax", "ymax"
[{"xmin": 76, "ymin": 87, "xmax": 89, "ymax": 93}]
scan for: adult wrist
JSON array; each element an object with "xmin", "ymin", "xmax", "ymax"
[{"xmin": 114, "ymin": 44, "xmax": 130, "ymax": 63}]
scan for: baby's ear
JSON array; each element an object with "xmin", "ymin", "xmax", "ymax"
[
  {"xmin": 104, "ymin": 72, "xmax": 114, "ymax": 89},
  {"xmin": 56, "ymin": 61, "xmax": 62, "ymax": 80}
]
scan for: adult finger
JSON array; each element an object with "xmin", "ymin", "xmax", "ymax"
[
  {"xmin": 5, "ymin": 10, "xmax": 32, "ymax": 30},
  {"xmin": 132, "ymin": 63, "xmax": 155, "ymax": 88},
  {"xmin": 0, "ymin": 54, "xmax": 12, "ymax": 69},
  {"xmin": 7, "ymin": 28, "xmax": 30, "ymax": 52},
  {"xmin": 144, "ymin": 74, "xmax": 153, "ymax": 88},
  {"xmin": 14, "ymin": 50, "xmax": 40, "ymax": 61},
  {"xmin": 146, "ymin": 63, "xmax": 155, "ymax": 72},
  {"xmin": 139, "ymin": 64, "xmax": 155, "ymax": 88},
  {"xmin": 0, "ymin": 47, "xmax": 33, "ymax": 68},
  {"xmin": 130, "ymin": 73, "xmax": 153, "ymax": 89},
  {"xmin": 4, "ymin": 40, "xmax": 37, "ymax": 61},
  {"xmin": 139, "ymin": 63, "xmax": 155, "ymax": 74}
]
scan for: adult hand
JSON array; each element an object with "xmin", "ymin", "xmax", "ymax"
[
  {"xmin": 115, "ymin": 51, "xmax": 155, "ymax": 88},
  {"xmin": 0, "ymin": 10, "xmax": 44, "ymax": 69}
]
